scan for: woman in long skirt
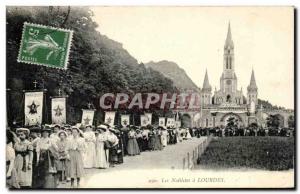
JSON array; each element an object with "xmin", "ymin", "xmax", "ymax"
[
  {"xmin": 141, "ymin": 129, "xmax": 149, "ymax": 151},
  {"xmin": 83, "ymin": 125, "xmax": 96, "ymax": 168},
  {"xmin": 153, "ymin": 129, "xmax": 163, "ymax": 150},
  {"xmin": 107, "ymin": 128, "xmax": 119, "ymax": 167},
  {"xmin": 136, "ymin": 130, "xmax": 144, "ymax": 152},
  {"xmin": 127, "ymin": 128, "xmax": 140, "ymax": 156},
  {"xmin": 95, "ymin": 125, "xmax": 109, "ymax": 169},
  {"xmin": 14, "ymin": 128, "xmax": 33, "ymax": 188},
  {"xmin": 115, "ymin": 130, "xmax": 124, "ymax": 164},
  {"xmin": 36, "ymin": 127, "xmax": 58, "ymax": 188},
  {"xmin": 29, "ymin": 127, "xmax": 41, "ymax": 188},
  {"xmin": 56, "ymin": 130, "xmax": 69, "ymax": 182},
  {"xmin": 6, "ymin": 130, "xmax": 19, "ymax": 189},
  {"xmin": 68, "ymin": 127, "xmax": 85, "ymax": 188},
  {"xmin": 148, "ymin": 129, "xmax": 156, "ymax": 151},
  {"xmin": 160, "ymin": 127, "xmax": 168, "ymax": 147}
]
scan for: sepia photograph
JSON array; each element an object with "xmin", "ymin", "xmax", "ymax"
[{"xmin": 5, "ymin": 6, "xmax": 295, "ymax": 189}]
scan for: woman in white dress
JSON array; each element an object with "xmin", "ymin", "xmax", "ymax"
[
  {"xmin": 160, "ymin": 127, "xmax": 168, "ymax": 147},
  {"xmin": 14, "ymin": 128, "xmax": 33, "ymax": 188},
  {"xmin": 68, "ymin": 127, "xmax": 85, "ymax": 188},
  {"xmin": 83, "ymin": 125, "xmax": 96, "ymax": 168},
  {"xmin": 95, "ymin": 125, "xmax": 109, "ymax": 169}
]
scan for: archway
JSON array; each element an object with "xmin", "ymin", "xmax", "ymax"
[
  {"xmin": 221, "ymin": 113, "xmax": 243, "ymax": 127},
  {"xmin": 181, "ymin": 114, "xmax": 191, "ymax": 128},
  {"xmin": 226, "ymin": 95, "xmax": 231, "ymax": 103}
]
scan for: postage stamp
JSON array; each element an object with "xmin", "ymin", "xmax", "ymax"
[{"xmin": 17, "ymin": 22, "xmax": 73, "ymax": 69}]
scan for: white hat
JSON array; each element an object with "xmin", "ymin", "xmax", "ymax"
[
  {"xmin": 16, "ymin": 128, "xmax": 30, "ymax": 134},
  {"xmin": 58, "ymin": 130, "xmax": 67, "ymax": 137},
  {"xmin": 97, "ymin": 124, "xmax": 108, "ymax": 131}
]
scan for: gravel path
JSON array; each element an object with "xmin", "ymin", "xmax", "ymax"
[{"xmin": 58, "ymin": 137, "xmax": 207, "ymax": 188}]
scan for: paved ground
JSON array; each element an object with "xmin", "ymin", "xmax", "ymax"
[{"xmin": 58, "ymin": 137, "xmax": 207, "ymax": 188}]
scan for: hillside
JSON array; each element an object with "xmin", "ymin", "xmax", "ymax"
[
  {"xmin": 145, "ymin": 60, "xmax": 199, "ymax": 91},
  {"xmin": 6, "ymin": 6, "xmax": 176, "ymax": 125}
]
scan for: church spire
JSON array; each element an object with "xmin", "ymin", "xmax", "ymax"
[
  {"xmin": 202, "ymin": 69, "xmax": 212, "ymax": 91},
  {"xmin": 225, "ymin": 22, "xmax": 234, "ymax": 48},
  {"xmin": 248, "ymin": 69, "xmax": 257, "ymax": 90}
]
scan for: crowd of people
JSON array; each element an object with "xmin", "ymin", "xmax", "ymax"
[
  {"xmin": 6, "ymin": 123, "xmax": 293, "ymax": 189},
  {"xmin": 6, "ymin": 123, "xmax": 195, "ymax": 189},
  {"xmin": 195, "ymin": 126, "xmax": 295, "ymax": 137}
]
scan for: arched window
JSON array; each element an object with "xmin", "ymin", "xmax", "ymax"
[
  {"xmin": 226, "ymin": 58, "xmax": 228, "ymax": 69},
  {"xmin": 226, "ymin": 95, "xmax": 231, "ymax": 103}
]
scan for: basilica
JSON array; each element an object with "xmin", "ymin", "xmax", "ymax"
[{"xmin": 199, "ymin": 23, "xmax": 259, "ymax": 128}]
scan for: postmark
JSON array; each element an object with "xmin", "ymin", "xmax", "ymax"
[{"xmin": 17, "ymin": 22, "xmax": 73, "ymax": 69}]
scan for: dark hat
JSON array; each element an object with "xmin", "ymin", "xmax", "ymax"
[
  {"xmin": 42, "ymin": 125, "xmax": 51, "ymax": 132},
  {"xmin": 64, "ymin": 124, "xmax": 71, "ymax": 128},
  {"xmin": 29, "ymin": 126, "xmax": 41, "ymax": 133},
  {"xmin": 65, "ymin": 127, "xmax": 72, "ymax": 132},
  {"xmin": 53, "ymin": 124, "xmax": 61, "ymax": 128}
]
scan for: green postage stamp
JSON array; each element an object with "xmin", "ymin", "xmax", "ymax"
[{"xmin": 17, "ymin": 22, "xmax": 73, "ymax": 69}]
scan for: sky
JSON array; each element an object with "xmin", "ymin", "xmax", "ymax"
[{"xmin": 91, "ymin": 6, "xmax": 294, "ymax": 109}]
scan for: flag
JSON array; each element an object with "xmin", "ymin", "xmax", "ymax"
[
  {"xmin": 121, "ymin": 115, "xmax": 130, "ymax": 127},
  {"xmin": 166, "ymin": 118, "xmax": 175, "ymax": 127},
  {"xmin": 105, "ymin": 111, "xmax": 116, "ymax": 127},
  {"xmin": 24, "ymin": 92, "xmax": 43, "ymax": 126},
  {"xmin": 159, "ymin": 117, "xmax": 165, "ymax": 127},
  {"xmin": 140, "ymin": 115, "xmax": 148, "ymax": 126},
  {"xmin": 81, "ymin": 109, "xmax": 95, "ymax": 126},
  {"xmin": 145, "ymin": 113, "xmax": 152, "ymax": 125},
  {"xmin": 51, "ymin": 97, "xmax": 66, "ymax": 124}
]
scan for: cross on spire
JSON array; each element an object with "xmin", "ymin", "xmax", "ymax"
[
  {"xmin": 87, "ymin": 102, "xmax": 92, "ymax": 109},
  {"xmin": 58, "ymin": 88, "xmax": 62, "ymax": 96},
  {"xmin": 33, "ymin": 80, "xmax": 38, "ymax": 89}
]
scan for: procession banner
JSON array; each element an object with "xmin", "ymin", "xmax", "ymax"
[
  {"xmin": 24, "ymin": 91, "xmax": 43, "ymax": 126},
  {"xmin": 159, "ymin": 117, "xmax": 165, "ymax": 127},
  {"xmin": 121, "ymin": 114, "xmax": 130, "ymax": 127},
  {"xmin": 140, "ymin": 115, "xmax": 149, "ymax": 126},
  {"xmin": 51, "ymin": 97, "xmax": 66, "ymax": 124},
  {"xmin": 104, "ymin": 111, "xmax": 116, "ymax": 127},
  {"xmin": 81, "ymin": 109, "xmax": 95, "ymax": 126},
  {"xmin": 166, "ymin": 118, "xmax": 175, "ymax": 127},
  {"xmin": 145, "ymin": 113, "xmax": 152, "ymax": 125}
]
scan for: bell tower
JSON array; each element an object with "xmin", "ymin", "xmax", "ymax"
[
  {"xmin": 247, "ymin": 69, "xmax": 258, "ymax": 105},
  {"xmin": 220, "ymin": 22, "xmax": 237, "ymax": 96}
]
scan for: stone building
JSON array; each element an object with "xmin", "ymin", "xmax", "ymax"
[{"xmin": 199, "ymin": 23, "xmax": 259, "ymax": 128}]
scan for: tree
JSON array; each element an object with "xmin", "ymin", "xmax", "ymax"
[
  {"xmin": 288, "ymin": 115, "xmax": 295, "ymax": 128},
  {"xmin": 6, "ymin": 6, "xmax": 176, "ymax": 126},
  {"xmin": 266, "ymin": 115, "xmax": 280, "ymax": 129}
]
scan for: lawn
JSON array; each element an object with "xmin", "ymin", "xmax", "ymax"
[{"xmin": 198, "ymin": 136, "xmax": 294, "ymax": 171}]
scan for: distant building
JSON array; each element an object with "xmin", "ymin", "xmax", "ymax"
[{"xmin": 199, "ymin": 23, "xmax": 262, "ymax": 128}]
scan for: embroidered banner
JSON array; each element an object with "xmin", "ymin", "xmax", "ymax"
[
  {"xmin": 81, "ymin": 109, "xmax": 95, "ymax": 126},
  {"xmin": 104, "ymin": 111, "xmax": 116, "ymax": 127},
  {"xmin": 24, "ymin": 91, "xmax": 43, "ymax": 126}
]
